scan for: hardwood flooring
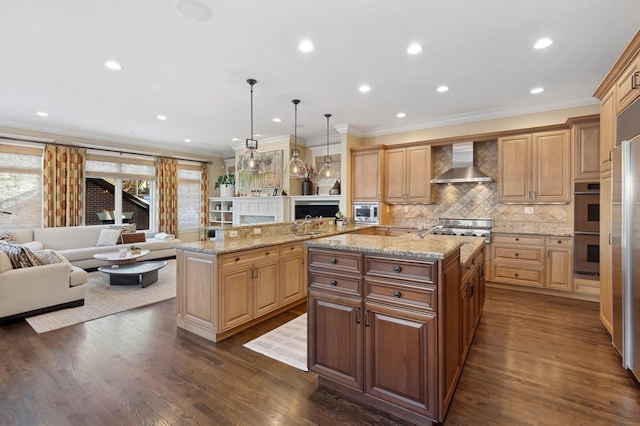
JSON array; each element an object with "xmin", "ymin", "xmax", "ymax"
[{"xmin": 1, "ymin": 287, "xmax": 639, "ymax": 426}]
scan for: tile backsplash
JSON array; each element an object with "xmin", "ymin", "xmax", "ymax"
[{"xmin": 389, "ymin": 141, "xmax": 572, "ymax": 234}]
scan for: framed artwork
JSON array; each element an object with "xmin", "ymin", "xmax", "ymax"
[{"xmin": 237, "ymin": 149, "xmax": 283, "ymax": 190}]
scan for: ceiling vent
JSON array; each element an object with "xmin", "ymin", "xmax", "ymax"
[{"xmin": 430, "ymin": 141, "xmax": 492, "ymax": 184}]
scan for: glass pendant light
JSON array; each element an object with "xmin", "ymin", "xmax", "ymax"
[
  {"xmin": 237, "ymin": 79, "xmax": 265, "ymax": 174},
  {"xmin": 317, "ymin": 113, "xmax": 338, "ymax": 182},
  {"xmin": 285, "ymin": 99, "xmax": 307, "ymax": 179}
]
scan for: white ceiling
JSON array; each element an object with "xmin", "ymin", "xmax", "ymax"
[{"xmin": 0, "ymin": 0, "xmax": 638, "ymax": 159}]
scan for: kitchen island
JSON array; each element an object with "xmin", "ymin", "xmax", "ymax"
[{"xmin": 305, "ymin": 233, "xmax": 485, "ymax": 426}]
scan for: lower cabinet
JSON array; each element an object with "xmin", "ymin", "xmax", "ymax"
[{"xmin": 280, "ymin": 242, "xmax": 307, "ymax": 305}]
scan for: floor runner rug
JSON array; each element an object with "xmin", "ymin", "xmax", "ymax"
[
  {"xmin": 243, "ymin": 313, "xmax": 308, "ymax": 371},
  {"xmin": 26, "ymin": 259, "xmax": 176, "ymax": 334}
]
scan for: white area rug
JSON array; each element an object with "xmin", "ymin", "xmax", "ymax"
[
  {"xmin": 244, "ymin": 313, "xmax": 308, "ymax": 371},
  {"xmin": 26, "ymin": 260, "xmax": 176, "ymax": 334}
]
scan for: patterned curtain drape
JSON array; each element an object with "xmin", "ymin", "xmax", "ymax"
[
  {"xmin": 43, "ymin": 145, "xmax": 86, "ymax": 227},
  {"xmin": 200, "ymin": 163, "xmax": 209, "ymax": 241},
  {"xmin": 157, "ymin": 157, "xmax": 178, "ymax": 236}
]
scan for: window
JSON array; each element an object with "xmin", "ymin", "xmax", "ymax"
[
  {"xmin": 178, "ymin": 163, "xmax": 202, "ymax": 233},
  {"xmin": 0, "ymin": 143, "xmax": 44, "ymax": 229},
  {"xmin": 85, "ymin": 153, "xmax": 155, "ymax": 230}
]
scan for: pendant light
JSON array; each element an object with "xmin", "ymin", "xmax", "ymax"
[
  {"xmin": 317, "ymin": 113, "xmax": 338, "ymax": 182},
  {"xmin": 285, "ymin": 99, "xmax": 307, "ymax": 179},
  {"xmin": 237, "ymin": 79, "xmax": 265, "ymax": 174}
]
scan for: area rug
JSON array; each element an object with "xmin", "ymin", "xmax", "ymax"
[
  {"xmin": 243, "ymin": 313, "xmax": 308, "ymax": 371},
  {"xmin": 25, "ymin": 259, "xmax": 176, "ymax": 334}
]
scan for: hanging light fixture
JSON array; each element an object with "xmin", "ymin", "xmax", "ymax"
[
  {"xmin": 285, "ymin": 99, "xmax": 307, "ymax": 179},
  {"xmin": 317, "ymin": 113, "xmax": 338, "ymax": 182},
  {"xmin": 237, "ymin": 78, "xmax": 265, "ymax": 174}
]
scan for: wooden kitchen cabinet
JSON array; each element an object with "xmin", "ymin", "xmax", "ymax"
[
  {"xmin": 498, "ymin": 129, "xmax": 571, "ymax": 203},
  {"xmin": 572, "ymin": 116, "xmax": 601, "ymax": 181},
  {"xmin": 600, "ymin": 87, "xmax": 616, "ymax": 172},
  {"xmin": 545, "ymin": 237, "xmax": 573, "ymax": 292},
  {"xmin": 385, "ymin": 144, "xmax": 434, "ymax": 204},
  {"xmin": 279, "ymin": 242, "xmax": 306, "ymax": 305},
  {"xmin": 351, "ymin": 146, "xmax": 384, "ymax": 202},
  {"xmin": 600, "ymin": 168, "xmax": 613, "ymax": 334},
  {"xmin": 615, "ymin": 52, "xmax": 640, "ymax": 114}
]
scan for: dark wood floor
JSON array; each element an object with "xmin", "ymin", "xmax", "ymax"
[{"xmin": 1, "ymin": 287, "xmax": 639, "ymax": 426}]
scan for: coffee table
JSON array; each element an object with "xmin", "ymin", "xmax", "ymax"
[
  {"xmin": 93, "ymin": 249, "xmax": 150, "ymax": 264},
  {"xmin": 97, "ymin": 261, "xmax": 168, "ymax": 288}
]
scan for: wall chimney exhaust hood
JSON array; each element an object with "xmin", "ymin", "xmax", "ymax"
[{"xmin": 430, "ymin": 141, "xmax": 492, "ymax": 184}]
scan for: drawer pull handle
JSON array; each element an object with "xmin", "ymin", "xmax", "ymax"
[
  {"xmin": 330, "ymin": 258, "xmax": 337, "ymax": 264},
  {"xmin": 515, "ymin": 253, "xmax": 519, "ymax": 257},
  {"xmin": 393, "ymin": 291, "xmax": 401, "ymax": 298},
  {"xmin": 235, "ymin": 257, "xmax": 240, "ymax": 262},
  {"xmin": 290, "ymin": 246, "xmax": 295, "ymax": 250},
  {"xmin": 557, "ymin": 240, "xmax": 562, "ymax": 244},
  {"xmin": 355, "ymin": 307, "xmax": 360, "ymax": 324},
  {"xmin": 515, "ymin": 237, "xmax": 519, "ymax": 241},
  {"xmin": 515, "ymin": 273, "xmax": 519, "ymax": 278},
  {"xmin": 468, "ymin": 284, "xmax": 474, "ymax": 297},
  {"xmin": 266, "ymin": 251, "xmax": 270, "ymax": 255},
  {"xmin": 330, "ymin": 280, "xmax": 337, "ymax": 286},
  {"xmin": 393, "ymin": 265, "xmax": 401, "ymax": 273}
]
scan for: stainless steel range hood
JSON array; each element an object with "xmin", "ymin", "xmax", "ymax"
[{"xmin": 430, "ymin": 141, "xmax": 492, "ymax": 184}]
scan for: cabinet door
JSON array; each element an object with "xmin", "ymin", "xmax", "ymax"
[
  {"xmin": 532, "ymin": 130, "xmax": 570, "ymax": 202},
  {"xmin": 364, "ymin": 301, "xmax": 437, "ymax": 420},
  {"xmin": 385, "ymin": 148, "xmax": 406, "ymax": 203},
  {"xmin": 546, "ymin": 247, "xmax": 572, "ymax": 291},
  {"xmin": 280, "ymin": 251, "xmax": 305, "ymax": 305},
  {"xmin": 573, "ymin": 119, "xmax": 600, "ymax": 181},
  {"xmin": 406, "ymin": 145, "xmax": 433, "ymax": 203},
  {"xmin": 616, "ymin": 54, "xmax": 640, "ymax": 114},
  {"xmin": 254, "ymin": 259, "xmax": 280, "ymax": 316},
  {"xmin": 352, "ymin": 148, "xmax": 382, "ymax": 201},
  {"xmin": 600, "ymin": 170, "xmax": 613, "ymax": 333},
  {"xmin": 219, "ymin": 264, "xmax": 253, "ymax": 331},
  {"xmin": 308, "ymin": 289, "xmax": 363, "ymax": 390},
  {"xmin": 600, "ymin": 88, "xmax": 616, "ymax": 172},
  {"xmin": 179, "ymin": 250, "xmax": 215, "ymax": 328},
  {"xmin": 498, "ymin": 135, "xmax": 531, "ymax": 202}
]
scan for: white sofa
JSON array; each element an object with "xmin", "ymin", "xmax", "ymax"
[{"xmin": 7, "ymin": 225, "xmax": 181, "ymax": 269}]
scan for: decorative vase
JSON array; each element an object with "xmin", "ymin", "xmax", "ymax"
[
  {"xmin": 302, "ymin": 177, "xmax": 313, "ymax": 195},
  {"xmin": 220, "ymin": 184, "xmax": 235, "ymax": 197}
]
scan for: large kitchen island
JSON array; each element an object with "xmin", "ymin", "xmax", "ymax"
[{"xmin": 305, "ymin": 233, "xmax": 485, "ymax": 426}]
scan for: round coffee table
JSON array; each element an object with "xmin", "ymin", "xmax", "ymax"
[
  {"xmin": 93, "ymin": 249, "xmax": 150, "ymax": 264},
  {"xmin": 97, "ymin": 261, "xmax": 167, "ymax": 288}
]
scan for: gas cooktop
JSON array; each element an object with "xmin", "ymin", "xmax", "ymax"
[{"xmin": 430, "ymin": 217, "xmax": 493, "ymax": 243}]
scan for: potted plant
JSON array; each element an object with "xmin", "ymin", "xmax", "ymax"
[
  {"xmin": 130, "ymin": 245, "xmax": 141, "ymax": 254},
  {"xmin": 215, "ymin": 173, "xmax": 236, "ymax": 197},
  {"xmin": 335, "ymin": 210, "xmax": 345, "ymax": 227}
]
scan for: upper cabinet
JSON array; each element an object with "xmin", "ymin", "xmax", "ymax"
[
  {"xmin": 572, "ymin": 116, "xmax": 601, "ymax": 181},
  {"xmin": 498, "ymin": 129, "xmax": 571, "ymax": 203},
  {"xmin": 615, "ymin": 53, "xmax": 640, "ymax": 114},
  {"xmin": 351, "ymin": 146, "xmax": 384, "ymax": 202},
  {"xmin": 384, "ymin": 145, "xmax": 434, "ymax": 204}
]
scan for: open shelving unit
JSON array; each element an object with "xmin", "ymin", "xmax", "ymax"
[{"xmin": 208, "ymin": 197, "xmax": 234, "ymax": 227}]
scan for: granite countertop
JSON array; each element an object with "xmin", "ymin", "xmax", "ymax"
[{"xmin": 305, "ymin": 233, "xmax": 485, "ymax": 263}]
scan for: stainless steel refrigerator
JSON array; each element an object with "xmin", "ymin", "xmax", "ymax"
[{"xmin": 611, "ymin": 135, "xmax": 640, "ymax": 381}]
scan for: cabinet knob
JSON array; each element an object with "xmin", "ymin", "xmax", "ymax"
[
  {"xmin": 557, "ymin": 240, "xmax": 562, "ymax": 244},
  {"xmin": 290, "ymin": 246, "xmax": 295, "ymax": 250},
  {"xmin": 393, "ymin": 265, "xmax": 401, "ymax": 273},
  {"xmin": 515, "ymin": 273, "xmax": 519, "ymax": 278},
  {"xmin": 515, "ymin": 237, "xmax": 519, "ymax": 241},
  {"xmin": 266, "ymin": 251, "xmax": 270, "ymax": 255},
  {"xmin": 329, "ymin": 258, "xmax": 336, "ymax": 264},
  {"xmin": 235, "ymin": 257, "xmax": 240, "ymax": 262},
  {"xmin": 393, "ymin": 291, "xmax": 401, "ymax": 298},
  {"xmin": 330, "ymin": 280, "xmax": 337, "ymax": 286},
  {"xmin": 515, "ymin": 253, "xmax": 519, "ymax": 257}
]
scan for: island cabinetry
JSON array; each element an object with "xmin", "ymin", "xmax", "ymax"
[
  {"xmin": 177, "ymin": 250, "xmax": 217, "ymax": 332},
  {"xmin": 307, "ymin": 245, "xmax": 464, "ymax": 425},
  {"xmin": 498, "ymin": 130, "xmax": 570, "ymax": 203},
  {"xmin": 219, "ymin": 247, "xmax": 280, "ymax": 331},
  {"xmin": 279, "ymin": 242, "xmax": 307, "ymax": 305},
  {"xmin": 461, "ymin": 247, "xmax": 483, "ymax": 358},
  {"xmin": 385, "ymin": 145, "xmax": 433, "ymax": 204},
  {"xmin": 351, "ymin": 146, "xmax": 384, "ymax": 202}
]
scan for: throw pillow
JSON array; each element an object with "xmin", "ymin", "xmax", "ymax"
[
  {"xmin": 110, "ymin": 224, "xmax": 136, "ymax": 244},
  {"xmin": 0, "ymin": 231, "xmax": 14, "ymax": 243},
  {"xmin": 96, "ymin": 229, "xmax": 122, "ymax": 247},
  {"xmin": 122, "ymin": 232, "xmax": 146, "ymax": 244},
  {"xmin": 21, "ymin": 240, "xmax": 44, "ymax": 251},
  {"xmin": 33, "ymin": 249, "xmax": 72, "ymax": 273},
  {"xmin": 0, "ymin": 243, "xmax": 43, "ymax": 269}
]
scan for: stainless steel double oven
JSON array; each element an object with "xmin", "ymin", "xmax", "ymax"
[{"xmin": 574, "ymin": 182, "xmax": 600, "ymax": 277}]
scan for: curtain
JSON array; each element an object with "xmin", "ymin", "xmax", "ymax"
[
  {"xmin": 200, "ymin": 162, "xmax": 209, "ymax": 241},
  {"xmin": 157, "ymin": 157, "xmax": 178, "ymax": 236},
  {"xmin": 43, "ymin": 145, "xmax": 86, "ymax": 227}
]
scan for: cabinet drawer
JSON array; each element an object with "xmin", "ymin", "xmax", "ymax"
[
  {"xmin": 545, "ymin": 236, "xmax": 572, "ymax": 247},
  {"xmin": 365, "ymin": 279, "xmax": 436, "ymax": 312},
  {"xmin": 492, "ymin": 246, "xmax": 543, "ymax": 263},
  {"xmin": 280, "ymin": 242, "xmax": 304, "ymax": 258},
  {"xmin": 220, "ymin": 246, "xmax": 279, "ymax": 266},
  {"xmin": 309, "ymin": 271, "xmax": 361, "ymax": 295},
  {"xmin": 365, "ymin": 256, "xmax": 434, "ymax": 283},
  {"xmin": 492, "ymin": 265, "xmax": 543, "ymax": 287},
  {"xmin": 308, "ymin": 249, "xmax": 363, "ymax": 274},
  {"xmin": 491, "ymin": 234, "xmax": 545, "ymax": 246}
]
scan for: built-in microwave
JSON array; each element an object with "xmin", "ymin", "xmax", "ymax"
[{"xmin": 353, "ymin": 203, "xmax": 379, "ymax": 225}]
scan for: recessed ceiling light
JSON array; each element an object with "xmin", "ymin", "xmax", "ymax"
[
  {"xmin": 231, "ymin": 137, "xmax": 238, "ymax": 142},
  {"xmin": 534, "ymin": 38, "xmax": 553, "ymax": 49},
  {"xmin": 36, "ymin": 111, "xmax": 48, "ymax": 117},
  {"xmin": 104, "ymin": 60, "xmax": 122, "ymax": 71},
  {"xmin": 272, "ymin": 117, "xmax": 282, "ymax": 123},
  {"xmin": 407, "ymin": 43, "xmax": 423, "ymax": 55},
  {"xmin": 397, "ymin": 112, "xmax": 406, "ymax": 118},
  {"xmin": 157, "ymin": 115, "xmax": 167, "ymax": 120},
  {"xmin": 530, "ymin": 87, "xmax": 544, "ymax": 94},
  {"xmin": 436, "ymin": 85, "xmax": 449, "ymax": 93},
  {"xmin": 254, "ymin": 134, "xmax": 260, "ymax": 137},
  {"xmin": 176, "ymin": 0, "xmax": 213, "ymax": 22},
  {"xmin": 184, "ymin": 139, "xmax": 191, "ymax": 143},
  {"xmin": 299, "ymin": 40, "xmax": 314, "ymax": 52},
  {"xmin": 359, "ymin": 85, "xmax": 371, "ymax": 93}
]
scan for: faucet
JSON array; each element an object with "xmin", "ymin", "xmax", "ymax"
[
  {"xmin": 418, "ymin": 224, "xmax": 443, "ymax": 238},
  {"xmin": 295, "ymin": 215, "xmax": 313, "ymax": 233}
]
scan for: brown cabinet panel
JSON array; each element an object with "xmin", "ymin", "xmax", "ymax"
[
  {"xmin": 546, "ymin": 247, "xmax": 572, "ymax": 291},
  {"xmin": 616, "ymin": 53, "xmax": 640, "ymax": 114},
  {"xmin": 365, "ymin": 278, "xmax": 436, "ymax": 312},
  {"xmin": 573, "ymin": 118, "xmax": 601, "ymax": 181},
  {"xmin": 253, "ymin": 260, "xmax": 280, "ymax": 316},
  {"xmin": 219, "ymin": 264, "xmax": 253, "ymax": 330},
  {"xmin": 365, "ymin": 256, "xmax": 434, "ymax": 283},
  {"xmin": 498, "ymin": 134, "xmax": 530, "ymax": 201},
  {"xmin": 600, "ymin": 87, "xmax": 616, "ymax": 171},
  {"xmin": 309, "ymin": 270, "xmax": 362, "ymax": 295},
  {"xmin": 492, "ymin": 266, "xmax": 544, "ymax": 287},
  {"xmin": 308, "ymin": 249, "xmax": 363, "ymax": 274},
  {"xmin": 385, "ymin": 145, "xmax": 433, "ymax": 204},
  {"xmin": 351, "ymin": 147, "xmax": 384, "ymax": 202},
  {"xmin": 492, "ymin": 246, "xmax": 543, "ymax": 263}
]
